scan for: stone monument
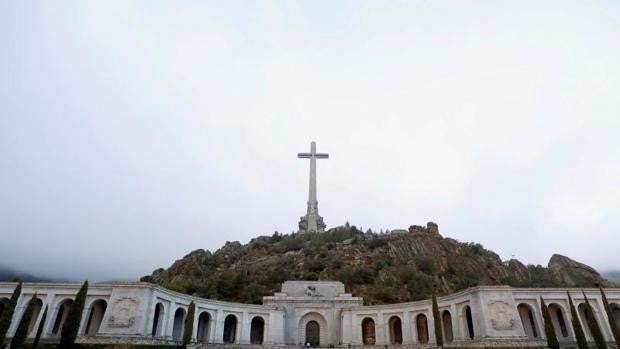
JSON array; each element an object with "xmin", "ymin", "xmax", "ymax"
[{"xmin": 297, "ymin": 141, "xmax": 328, "ymax": 232}]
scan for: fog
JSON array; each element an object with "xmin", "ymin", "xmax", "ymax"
[{"xmin": 1, "ymin": 1, "xmax": 618, "ymax": 281}]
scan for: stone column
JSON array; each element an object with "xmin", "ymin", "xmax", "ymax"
[
  {"xmin": 77, "ymin": 298, "xmax": 91, "ymax": 336},
  {"xmin": 7, "ymin": 295, "xmax": 27, "ymax": 336},
  {"xmin": 42, "ymin": 293, "xmax": 56, "ymax": 338},
  {"xmin": 376, "ymin": 311, "xmax": 386, "ymax": 345},
  {"xmin": 593, "ymin": 296, "xmax": 613, "ymax": 341},
  {"xmin": 213, "ymin": 309, "xmax": 225, "ymax": 344},
  {"xmin": 29, "ymin": 294, "xmax": 50, "ymax": 339},
  {"xmin": 450, "ymin": 304, "xmax": 460, "ymax": 340},
  {"xmin": 240, "ymin": 311, "xmax": 250, "ymax": 344},
  {"xmin": 427, "ymin": 310, "xmax": 436, "ymax": 345},
  {"xmin": 402, "ymin": 311, "xmax": 413, "ymax": 344},
  {"xmin": 165, "ymin": 301, "xmax": 176, "ymax": 339},
  {"xmin": 191, "ymin": 307, "xmax": 199, "ymax": 343}
]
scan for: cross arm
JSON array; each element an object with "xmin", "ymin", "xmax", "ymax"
[
  {"xmin": 297, "ymin": 153, "xmax": 312, "ymax": 158},
  {"xmin": 315, "ymin": 153, "xmax": 329, "ymax": 159}
]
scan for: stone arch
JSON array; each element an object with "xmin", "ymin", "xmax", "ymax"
[
  {"xmin": 463, "ymin": 305, "xmax": 474, "ymax": 339},
  {"xmin": 361, "ymin": 317, "xmax": 376, "ymax": 345},
  {"xmin": 151, "ymin": 303, "xmax": 165, "ymax": 337},
  {"xmin": 442, "ymin": 310, "xmax": 454, "ymax": 343},
  {"xmin": 610, "ymin": 303, "xmax": 620, "ymax": 332},
  {"xmin": 52, "ymin": 298, "xmax": 74, "ymax": 336},
  {"xmin": 416, "ymin": 313, "xmax": 429, "ymax": 344},
  {"xmin": 197, "ymin": 311, "xmax": 211, "ymax": 342},
  {"xmin": 578, "ymin": 303, "xmax": 598, "ymax": 340},
  {"xmin": 299, "ymin": 312, "xmax": 327, "ymax": 347},
  {"xmin": 548, "ymin": 303, "xmax": 569, "ymax": 338},
  {"xmin": 388, "ymin": 315, "xmax": 403, "ymax": 344},
  {"xmin": 250, "ymin": 316, "xmax": 265, "ymax": 344},
  {"xmin": 26, "ymin": 298, "xmax": 44, "ymax": 337},
  {"xmin": 223, "ymin": 314, "xmax": 238, "ymax": 344},
  {"xmin": 172, "ymin": 307, "xmax": 186, "ymax": 341},
  {"xmin": 517, "ymin": 303, "xmax": 539, "ymax": 338},
  {"xmin": 83, "ymin": 299, "xmax": 107, "ymax": 336}
]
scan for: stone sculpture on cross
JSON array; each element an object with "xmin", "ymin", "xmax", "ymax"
[{"xmin": 297, "ymin": 141, "xmax": 328, "ymax": 232}]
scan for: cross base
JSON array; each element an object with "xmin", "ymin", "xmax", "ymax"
[{"xmin": 298, "ymin": 213, "xmax": 326, "ymax": 233}]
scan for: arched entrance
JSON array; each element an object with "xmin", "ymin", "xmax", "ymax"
[
  {"xmin": 223, "ymin": 314, "xmax": 237, "ymax": 343},
  {"xmin": 442, "ymin": 310, "xmax": 454, "ymax": 343},
  {"xmin": 299, "ymin": 312, "xmax": 327, "ymax": 347},
  {"xmin": 306, "ymin": 321, "xmax": 320, "ymax": 347},
  {"xmin": 84, "ymin": 299, "xmax": 107, "ymax": 335},
  {"xmin": 26, "ymin": 298, "xmax": 43, "ymax": 337},
  {"xmin": 151, "ymin": 303, "xmax": 165, "ymax": 337},
  {"xmin": 416, "ymin": 314, "xmax": 429, "ymax": 343},
  {"xmin": 548, "ymin": 303, "xmax": 569, "ymax": 338},
  {"xmin": 52, "ymin": 299, "xmax": 74, "ymax": 336},
  {"xmin": 464, "ymin": 306, "xmax": 475, "ymax": 339},
  {"xmin": 197, "ymin": 312, "xmax": 211, "ymax": 342},
  {"xmin": 361, "ymin": 317, "xmax": 375, "ymax": 345},
  {"xmin": 611, "ymin": 303, "xmax": 620, "ymax": 331},
  {"xmin": 250, "ymin": 316, "xmax": 265, "ymax": 344},
  {"xmin": 0, "ymin": 298, "xmax": 9, "ymax": 320},
  {"xmin": 517, "ymin": 303, "xmax": 539, "ymax": 338},
  {"xmin": 172, "ymin": 307, "xmax": 186, "ymax": 341},
  {"xmin": 578, "ymin": 303, "xmax": 599, "ymax": 340},
  {"xmin": 388, "ymin": 316, "xmax": 403, "ymax": 344}
]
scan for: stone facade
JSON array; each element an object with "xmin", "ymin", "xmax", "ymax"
[{"xmin": 1, "ymin": 281, "xmax": 619, "ymax": 347}]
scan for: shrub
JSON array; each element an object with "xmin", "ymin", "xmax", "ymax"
[
  {"xmin": 540, "ymin": 297, "xmax": 559, "ymax": 349},
  {"xmin": 32, "ymin": 305, "xmax": 47, "ymax": 349},
  {"xmin": 60, "ymin": 281, "xmax": 88, "ymax": 348},
  {"xmin": 600, "ymin": 287, "xmax": 620, "ymax": 347},
  {"xmin": 415, "ymin": 255, "xmax": 436, "ymax": 275},
  {"xmin": 182, "ymin": 301, "xmax": 195, "ymax": 345},
  {"xmin": 582, "ymin": 291, "xmax": 606, "ymax": 349},
  {"xmin": 407, "ymin": 273, "xmax": 433, "ymax": 301},
  {"xmin": 432, "ymin": 291, "xmax": 443, "ymax": 346},
  {"xmin": 568, "ymin": 291, "xmax": 588, "ymax": 349},
  {"xmin": 0, "ymin": 281, "xmax": 22, "ymax": 345},
  {"xmin": 10, "ymin": 293, "xmax": 38, "ymax": 349}
]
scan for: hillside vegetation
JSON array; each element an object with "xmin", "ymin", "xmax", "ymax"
[{"xmin": 142, "ymin": 223, "xmax": 611, "ymax": 305}]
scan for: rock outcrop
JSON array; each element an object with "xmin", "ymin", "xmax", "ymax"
[
  {"xmin": 548, "ymin": 253, "xmax": 609, "ymax": 287},
  {"xmin": 143, "ymin": 223, "xmax": 612, "ymax": 305}
]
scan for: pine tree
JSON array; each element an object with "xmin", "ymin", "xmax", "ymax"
[
  {"xmin": 432, "ymin": 291, "xmax": 443, "ymax": 347},
  {"xmin": 568, "ymin": 291, "xmax": 588, "ymax": 349},
  {"xmin": 182, "ymin": 301, "xmax": 196, "ymax": 345},
  {"xmin": 32, "ymin": 305, "xmax": 47, "ymax": 349},
  {"xmin": 0, "ymin": 281, "xmax": 22, "ymax": 346},
  {"xmin": 540, "ymin": 297, "xmax": 560, "ymax": 349},
  {"xmin": 600, "ymin": 287, "xmax": 620, "ymax": 348},
  {"xmin": 60, "ymin": 280, "xmax": 88, "ymax": 348},
  {"xmin": 582, "ymin": 291, "xmax": 606, "ymax": 349},
  {"xmin": 10, "ymin": 293, "xmax": 38, "ymax": 349}
]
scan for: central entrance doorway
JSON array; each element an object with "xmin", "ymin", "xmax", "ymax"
[{"xmin": 306, "ymin": 320, "xmax": 320, "ymax": 346}]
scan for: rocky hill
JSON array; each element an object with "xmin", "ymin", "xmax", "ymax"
[{"xmin": 142, "ymin": 223, "xmax": 612, "ymax": 305}]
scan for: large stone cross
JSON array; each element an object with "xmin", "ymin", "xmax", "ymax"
[{"xmin": 297, "ymin": 141, "xmax": 328, "ymax": 232}]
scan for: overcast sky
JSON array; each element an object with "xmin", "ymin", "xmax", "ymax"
[{"xmin": 1, "ymin": 1, "xmax": 619, "ymax": 282}]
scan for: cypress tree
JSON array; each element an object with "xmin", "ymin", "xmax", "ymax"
[
  {"xmin": 582, "ymin": 291, "xmax": 606, "ymax": 349},
  {"xmin": 568, "ymin": 291, "xmax": 588, "ymax": 349},
  {"xmin": 60, "ymin": 280, "xmax": 88, "ymax": 348},
  {"xmin": 600, "ymin": 287, "xmax": 620, "ymax": 347},
  {"xmin": 0, "ymin": 281, "xmax": 22, "ymax": 346},
  {"xmin": 431, "ymin": 291, "xmax": 443, "ymax": 347},
  {"xmin": 10, "ymin": 293, "xmax": 38, "ymax": 349},
  {"xmin": 32, "ymin": 305, "xmax": 47, "ymax": 349},
  {"xmin": 182, "ymin": 301, "xmax": 196, "ymax": 345},
  {"xmin": 540, "ymin": 297, "xmax": 560, "ymax": 349}
]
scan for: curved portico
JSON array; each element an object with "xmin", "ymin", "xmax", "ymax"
[{"xmin": 0, "ymin": 282, "xmax": 619, "ymax": 347}]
